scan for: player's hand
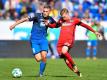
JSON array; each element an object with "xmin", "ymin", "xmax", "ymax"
[
  {"xmin": 9, "ymin": 25, "xmax": 15, "ymax": 30},
  {"xmin": 95, "ymin": 32, "xmax": 103, "ymax": 40}
]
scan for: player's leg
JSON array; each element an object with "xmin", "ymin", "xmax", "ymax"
[
  {"xmin": 64, "ymin": 58, "xmax": 73, "ymax": 71},
  {"xmin": 39, "ymin": 51, "xmax": 47, "ymax": 76},
  {"xmin": 34, "ymin": 53, "xmax": 42, "ymax": 62},
  {"xmin": 61, "ymin": 45, "xmax": 75, "ymax": 65},
  {"xmin": 30, "ymin": 40, "xmax": 42, "ymax": 62},
  {"xmin": 61, "ymin": 45, "xmax": 82, "ymax": 77},
  {"xmin": 86, "ymin": 40, "xmax": 91, "ymax": 60},
  {"xmin": 63, "ymin": 54, "xmax": 82, "ymax": 77},
  {"xmin": 39, "ymin": 39, "xmax": 48, "ymax": 76},
  {"xmin": 31, "ymin": 40, "xmax": 47, "ymax": 77},
  {"xmin": 41, "ymin": 51, "xmax": 47, "ymax": 62},
  {"xmin": 57, "ymin": 44, "xmax": 75, "ymax": 65},
  {"xmin": 92, "ymin": 40, "xmax": 97, "ymax": 60}
]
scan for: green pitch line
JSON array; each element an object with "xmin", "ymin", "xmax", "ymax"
[{"xmin": 0, "ymin": 58, "xmax": 107, "ymax": 80}]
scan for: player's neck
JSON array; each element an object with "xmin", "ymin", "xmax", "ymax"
[
  {"xmin": 42, "ymin": 13, "xmax": 49, "ymax": 20},
  {"xmin": 66, "ymin": 16, "xmax": 71, "ymax": 22}
]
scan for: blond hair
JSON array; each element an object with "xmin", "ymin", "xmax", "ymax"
[{"xmin": 60, "ymin": 8, "xmax": 69, "ymax": 16}]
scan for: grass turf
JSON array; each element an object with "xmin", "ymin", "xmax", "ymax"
[{"xmin": 0, "ymin": 58, "xmax": 107, "ymax": 80}]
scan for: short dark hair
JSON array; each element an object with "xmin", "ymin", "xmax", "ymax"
[
  {"xmin": 60, "ymin": 8, "xmax": 69, "ymax": 16},
  {"xmin": 44, "ymin": 5, "xmax": 51, "ymax": 9}
]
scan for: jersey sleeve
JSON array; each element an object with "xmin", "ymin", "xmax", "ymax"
[
  {"xmin": 56, "ymin": 18, "xmax": 63, "ymax": 27},
  {"xmin": 48, "ymin": 17, "xmax": 57, "ymax": 28},
  {"xmin": 48, "ymin": 17, "xmax": 62, "ymax": 28},
  {"xmin": 28, "ymin": 13, "xmax": 38, "ymax": 21},
  {"xmin": 80, "ymin": 22, "xmax": 96, "ymax": 33},
  {"xmin": 75, "ymin": 18, "xmax": 96, "ymax": 33},
  {"xmin": 49, "ymin": 17, "xmax": 56, "ymax": 24},
  {"xmin": 74, "ymin": 18, "xmax": 81, "ymax": 25}
]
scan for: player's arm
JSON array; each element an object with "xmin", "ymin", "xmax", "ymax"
[
  {"xmin": 77, "ymin": 19, "xmax": 103, "ymax": 40},
  {"xmin": 80, "ymin": 22, "xmax": 103, "ymax": 40},
  {"xmin": 48, "ymin": 22, "xmax": 57, "ymax": 28},
  {"xmin": 45, "ymin": 18, "xmax": 62, "ymax": 28},
  {"xmin": 44, "ymin": 17, "xmax": 58, "ymax": 28},
  {"xmin": 9, "ymin": 17, "xmax": 29, "ymax": 30},
  {"xmin": 44, "ymin": 18, "xmax": 56, "ymax": 28},
  {"xmin": 9, "ymin": 14, "xmax": 37, "ymax": 30}
]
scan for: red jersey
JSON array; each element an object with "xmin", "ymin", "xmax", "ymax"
[
  {"xmin": 57, "ymin": 18, "xmax": 95, "ymax": 47},
  {"xmin": 48, "ymin": 18, "xmax": 96, "ymax": 54},
  {"xmin": 58, "ymin": 18, "xmax": 76, "ymax": 45}
]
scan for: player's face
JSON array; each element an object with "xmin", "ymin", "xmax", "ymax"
[
  {"xmin": 43, "ymin": 8, "xmax": 50, "ymax": 18},
  {"xmin": 61, "ymin": 13, "xmax": 70, "ymax": 21}
]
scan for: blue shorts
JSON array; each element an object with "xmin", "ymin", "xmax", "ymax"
[
  {"xmin": 30, "ymin": 39, "xmax": 48, "ymax": 55},
  {"xmin": 87, "ymin": 40, "xmax": 97, "ymax": 46}
]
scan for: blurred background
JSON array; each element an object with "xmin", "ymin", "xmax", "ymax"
[{"xmin": 0, "ymin": 0, "xmax": 107, "ymax": 58}]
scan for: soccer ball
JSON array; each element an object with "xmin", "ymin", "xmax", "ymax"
[{"xmin": 12, "ymin": 68, "xmax": 22, "ymax": 78}]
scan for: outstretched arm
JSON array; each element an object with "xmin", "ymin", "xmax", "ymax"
[
  {"xmin": 80, "ymin": 22, "xmax": 103, "ymax": 40},
  {"xmin": 9, "ymin": 17, "xmax": 29, "ymax": 30},
  {"xmin": 80, "ymin": 22, "xmax": 96, "ymax": 33}
]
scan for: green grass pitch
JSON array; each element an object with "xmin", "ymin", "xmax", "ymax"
[{"xmin": 0, "ymin": 58, "xmax": 107, "ymax": 80}]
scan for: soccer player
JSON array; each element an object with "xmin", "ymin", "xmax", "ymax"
[
  {"xmin": 86, "ymin": 20, "xmax": 100, "ymax": 60},
  {"xmin": 50, "ymin": 8, "xmax": 103, "ymax": 77},
  {"xmin": 9, "ymin": 5, "xmax": 56, "ymax": 77}
]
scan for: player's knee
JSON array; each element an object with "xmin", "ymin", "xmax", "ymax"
[
  {"xmin": 41, "ymin": 51, "xmax": 47, "ymax": 57},
  {"xmin": 41, "ymin": 55, "xmax": 46, "ymax": 59},
  {"xmin": 41, "ymin": 51, "xmax": 47, "ymax": 62},
  {"xmin": 35, "ymin": 58, "xmax": 41, "ymax": 62},
  {"xmin": 62, "ymin": 49, "xmax": 67, "ymax": 54},
  {"xmin": 42, "ymin": 56, "xmax": 46, "ymax": 62},
  {"xmin": 34, "ymin": 54, "xmax": 42, "ymax": 62},
  {"xmin": 65, "ymin": 59, "xmax": 69, "ymax": 64},
  {"xmin": 62, "ymin": 46, "xmax": 68, "ymax": 54}
]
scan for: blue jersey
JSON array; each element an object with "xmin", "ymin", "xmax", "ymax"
[{"xmin": 28, "ymin": 13, "xmax": 55, "ymax": 40}]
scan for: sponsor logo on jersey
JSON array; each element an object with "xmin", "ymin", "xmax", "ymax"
[{"xmin": 62, "ymin": 22, "xmax": 72, "ymax": 26}]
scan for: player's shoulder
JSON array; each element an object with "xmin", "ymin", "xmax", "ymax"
[
  {"xmin": 34, "ymin": 13, "xmax": 42, "ymax": 17},
  {"xmin": 58, "ymin": 17, "xmax": 64, "ymax": 22},
  {"xmin": 29, "ymin": 13, "xmax": 41, "ymax": 18},
  {"xmin": 48, "ymin": 16, "xmax": 54, "ymax": 19}
]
